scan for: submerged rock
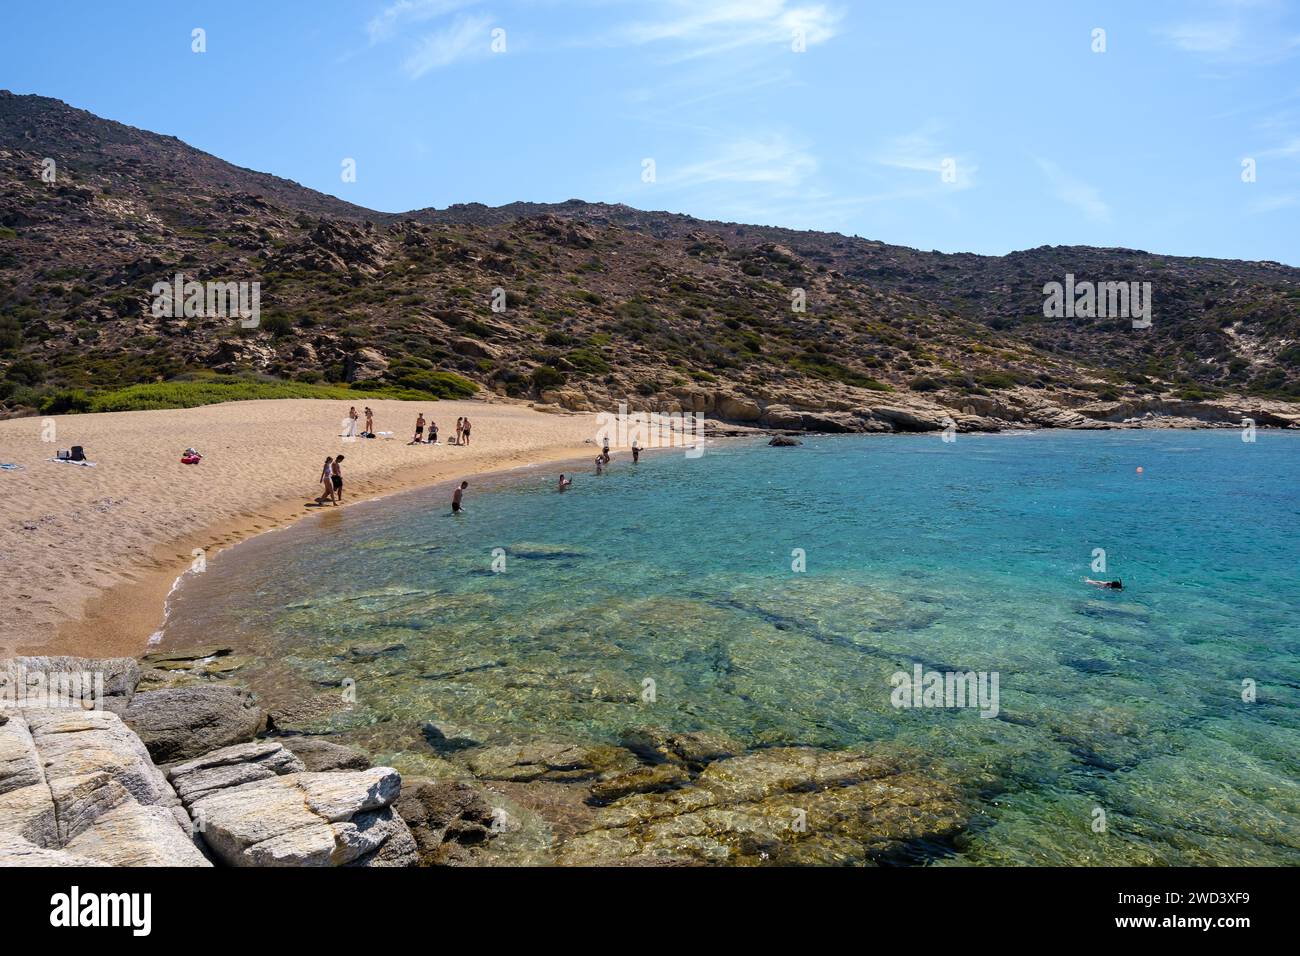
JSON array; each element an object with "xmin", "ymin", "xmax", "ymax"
[
  {"xmin": 395, "ymin": 778, "xmax": 498, "ymax": 865},
  {"xmin": 768, "ymin": 436, "xmax": 803, "ymax": 446},
  {"xmin": 465, "ymin": 740, "xmax": 640, "ymax": 783},
  {"xmin": 620, "ymin": 727, "xmax": 743, "ymax": 769},
  {"xmin": 558, "ymin": 746, "xmax": 967, "ymax": 866},
  {"xmin": 589, "ymin": 764, "xmax": 690, "ymax": 804}
]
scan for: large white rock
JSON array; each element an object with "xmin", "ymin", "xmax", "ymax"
[
  {"xmin": 0, "ymin": 708, "xmax": 209, "ymax": 867},
  {"xmin": 191, "ymin": 767, "xmax": 412, "ymax": 867}
]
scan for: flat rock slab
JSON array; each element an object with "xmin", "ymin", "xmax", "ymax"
[
  {"xmin": 167, "ymin": 740, "xmax": 306, "ymax": 805},
  {"xmin": 124, "ymin": 685, "xmax": 266, "ymax": 763},
  {"xmin": 190, "ymin": 767, "xmax": 414, "ymax": 867}
]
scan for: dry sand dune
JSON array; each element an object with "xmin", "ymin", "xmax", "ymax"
[{"xmin": 0, "ymin": 398, "xmax": 600, "ymax": 657}]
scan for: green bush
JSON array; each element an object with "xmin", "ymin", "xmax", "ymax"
[
  {"xmin": 530, "ymin": 365, "xmax": 566, "ymax": 391},
  {"xmin": 40, "ymin": 389, "xmax": 93, "ymax": 415}
]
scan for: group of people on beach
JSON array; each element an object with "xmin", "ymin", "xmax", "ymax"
[{"xmin": 408, "ymin": 414, "xmax": 471, "ymax": 446}]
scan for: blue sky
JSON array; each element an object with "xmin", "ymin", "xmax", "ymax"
[{"xmin": 3, "ymin": 0, "xmax": 1300, "ymax": 263}]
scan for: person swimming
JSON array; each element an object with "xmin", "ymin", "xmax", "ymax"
[
  {"xmin": 1085, "ymin": 578, "xmax": 1124, "ymax": 590},
  {"xmin": 558, "ymin": 474, "xmax": 572, "ymax": 491}
]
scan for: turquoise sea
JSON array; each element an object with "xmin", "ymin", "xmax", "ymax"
[{"xmin": 160, "ymin": 430, "xmax": 1300, "ymax": 865}]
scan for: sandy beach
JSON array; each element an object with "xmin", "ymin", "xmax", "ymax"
[{"xmin": 0, "ymin": 398, "xmax": 601, "ymax": 657}]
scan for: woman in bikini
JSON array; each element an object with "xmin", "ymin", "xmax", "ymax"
[{"xmin": 317, "ymin": 456, "xmax": 335, "ymax": 503}]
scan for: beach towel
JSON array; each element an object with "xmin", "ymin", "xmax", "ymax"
[
  {"xmin": 0, "ymin": 463, "xmax": 23, "ymax": 471},
  {"xmin": 49, "ymin": 458, "xmax": 97, "ymax": 467}
]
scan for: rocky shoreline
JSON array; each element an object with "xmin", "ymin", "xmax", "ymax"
[
  {"xmin": 0, "ymin": 649, "xmax": 969, "ymax": 867},
  {"xmin": 612, "ymin": 387, "xmax": 1300, "ymax": 436}
]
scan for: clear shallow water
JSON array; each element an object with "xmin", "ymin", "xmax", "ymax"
[{"xmin": 162, "ymin": 431, "xmax": 1300, "ymax": 865}]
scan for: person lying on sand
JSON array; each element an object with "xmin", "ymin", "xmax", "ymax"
[
  {"xmin": 557, "ymin": 474, "xmax": 572, "ymax": 491},
  {"xmin": 452, "ymin": 480, "xmax": 468, "ymax": 513},
  {"xmin": 1085, "ymin": 578, "xmax": 1123, "ymax": 590}
]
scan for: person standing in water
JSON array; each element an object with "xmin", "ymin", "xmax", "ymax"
[
  {"xmin": 452, "ymin": 480, "xmax": 468, "ymax": 513},
  {"xmin": 594, "ymin": 456, "xmax": 604, "ymax": 476},
  {"xmin": 631, "ymin": 439, "xmax": 641, "ymax": 464},
  {"xmin": 317, "ymin": 456, "xmax": 335, "ymax": 504},
  {"xmin": 558, "ymin": 474, "xmax": 572, "ymax": 491},
  {"xmin": 330, "ymin": 455, "xmax": 345, "ymax": 504}
]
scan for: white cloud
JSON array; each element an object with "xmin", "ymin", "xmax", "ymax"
[
  {"xmin": 662, "ymin": 135, "xmax": 818, "ymax": 189},
  {"xmin": 873, "ymin": 126, "xmax": 977, "ymax": 191},
  {"xmin": 618, "ymin": 0, "xmax": 842, "ymax": 59},
  {"xmin": 402, "ymin": 13, "xmax": 495, "ymax": 77},
  {"xmin": 1161, "ymin": 0, "xmax": 1300, "ymax": 62},
  {"xmin": 1034, "ymin": 158, "xmax": 1112, "ymax": 224},
  {"xmin": 367, "ymin": 0, "xmax": 482, "ymax": 45}
]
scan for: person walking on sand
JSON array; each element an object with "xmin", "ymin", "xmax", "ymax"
[
  {"xmin": 454, "ymin": 417, "xmax": 464, "ymax": 445},
  {"xmin": 452, "ymin": 480, "xmax": 468, "ymax": 513},
  {"xmin": 364, "ymin": 407, "xmax": 374, "ymax": 437},
  {"xmin": 410, "ymin": 413, "xmax": 426, "ymax": 445},
  {"xmin": 330, "ymin": 455, "xmax": 345, "ymax": 505},
  {"xmin": 343, "ymin": 406, "xmax": 359, "ymax": 438},
  {"xmin": 317, "ymin": 456, "xmax": 335, "ymax": 503},
  {"xmin": 462, "ymin": 417, "xmax": 472, "ymax": 446}
]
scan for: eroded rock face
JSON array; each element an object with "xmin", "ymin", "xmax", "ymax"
[
  {"xmin": 189, "ymin": 767, "xmax": 413, "ymax": 867},
  {"xmin": 124, "ymin": 685, "xmax": 266, "ymax": 763},
  {"xmin": 0, "ymin": 708, "xmax": 209, "ymax": 866},
  {"xmin": 557, "ymin": 747, "xmax": 967, "ymax": 866}
]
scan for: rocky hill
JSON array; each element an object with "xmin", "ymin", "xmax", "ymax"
[{"xmin": 2, "ymin": 90, "xmax": 1298, "ymax": 431}]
